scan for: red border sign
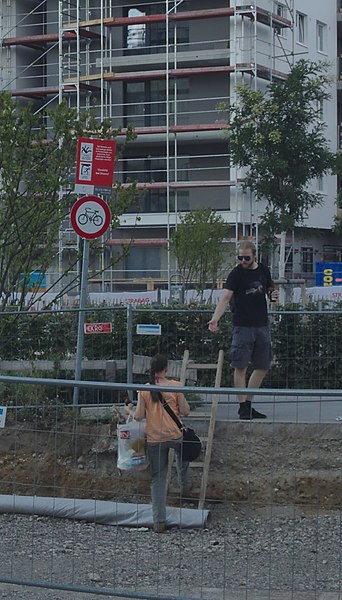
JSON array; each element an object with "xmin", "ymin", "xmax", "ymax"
[
  {"xmin": 84, "ymin": 323, "xmax": 112, "ymax": 334},
  {"xmin": 75, "ymin": 137, "xmax": 116, "ymax": 188},
  {"xmin": 70, "ymin": 195, "xmax": 111, "ymax": 239}
]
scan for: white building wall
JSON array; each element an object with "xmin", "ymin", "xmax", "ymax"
[{"xmin": 294, "ymin": 0, "xmax": 337, "ymax": 230}]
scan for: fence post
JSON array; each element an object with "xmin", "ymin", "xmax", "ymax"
[
  {"xmin": 126, "ymin": 304, "xmax": 133, "ymax": 401},
  {"xmin": 73, "ymin": 238, "xmax": 90, "ymax": 406}
]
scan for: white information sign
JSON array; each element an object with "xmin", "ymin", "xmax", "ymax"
[
  {"xmin": 136, "ymin": 324, "xmax": 161, "ymax": 336},
  {"xmin": 0, "ymin": 406, "xmax": 7, "ymax": 428}
]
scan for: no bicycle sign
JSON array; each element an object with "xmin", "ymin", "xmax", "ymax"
[{"xmin": 70, "ymin": 195, "xmax": 111, "ymax": 239}]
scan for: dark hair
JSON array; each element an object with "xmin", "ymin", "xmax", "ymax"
[{"xmin": 149, "ymin": 354, "xmax": 168, "ymax": 402}]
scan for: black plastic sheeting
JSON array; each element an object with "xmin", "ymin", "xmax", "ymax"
[{"xmin": 0, "ymin": 495, "xmax": 209, "ymax": 529}]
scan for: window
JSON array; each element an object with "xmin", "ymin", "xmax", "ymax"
[
  {"xmin": 125, "ymin": 247, "xmax": 161, "ymax": 278},
  {"xmin": 124, "ymin": 82, "xmax": 145, "ymax": 128},
  {"xmin": 125, "ymin": 6, "xmax": 189, "ymax": 54},
  {"xmin": 124, "ymin": 79, "xmax": 189, "ymax": 128},
  {"xmin": 323, "ymin": 246, "xmax": 342, "ymax": 262},
  {"xmin": 316, "ymin": 21, "xmax": 326, "ymax": 53},
  {"xmin": 317, "ymin": 176, "xmax": 324, "ymax": 192},
  {"xmin": 317, "ymin": 99, "xmax": 324, "ymax": 121},
  {"xmin": 284, "ymin": 246, "xmax": 293, "ymax": 276},
  {"xmin": 274, "ymin": 3, "xmax": 287, "ymax": 36},
  {"xmin": 297, "ymin": 12, "xmax": 307, "ymax": 45},
  {"xmin": 126, "ymin": 8, "xmax": 146, "ymax": 49},
  {"xmin": 301, "ymin": 247, "xmax": 313, "ymax": 273}
]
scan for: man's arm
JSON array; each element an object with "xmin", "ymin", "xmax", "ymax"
[{"xmin": 208, "ymin": 289, "xmax": 233, "ymax": 332}]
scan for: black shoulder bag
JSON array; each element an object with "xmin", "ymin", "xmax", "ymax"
[{"xmin": 158, "ymin": 395, "xmax": 202, "ymax": 462}]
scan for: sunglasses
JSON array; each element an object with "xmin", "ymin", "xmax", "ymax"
[{"xmin": 237, "ymin": 255, "xmax": 252, "ymax": 261}]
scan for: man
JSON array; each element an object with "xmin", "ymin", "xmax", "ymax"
[{"xmin": 208, "ymin": 241, "xmax": 278, "ymax": 420}]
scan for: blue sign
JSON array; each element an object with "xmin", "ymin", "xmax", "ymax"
[
  {"xmin": 315, "ymin": 262, "xmax": 342, "ymax": 287},
  {"xmin": 20, "ymin": 271, "xmax": 47, "ymax": 291}
]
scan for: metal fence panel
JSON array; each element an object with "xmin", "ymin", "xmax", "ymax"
[{"xmin": 0, "ymin": 376, "xmax": 341, "ymax": 599}]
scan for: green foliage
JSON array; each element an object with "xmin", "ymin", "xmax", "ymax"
[
  {"xmin": 0, "ymin": 306, "xmax": 340, "ymax": 403},
  {"xmin": 228, "ymin": 60, "xmax": 336, "ymax": 235},
  {"xmin": 171, "ymin": 208, "xmax": 232, "ymax": 295},
  {"xmin": 0, "ymin": 93, "xmax": 135, "ymax": 311},
  {"xmin": 269, "ymin": 307, "xmax": 342, "ymax": 389}
]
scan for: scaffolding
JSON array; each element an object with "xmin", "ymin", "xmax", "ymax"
[{"xmin": 0, "ymin": 0, "xmax": 295, "ymax": 293}]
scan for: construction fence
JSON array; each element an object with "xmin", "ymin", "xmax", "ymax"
[
  {"xmin": 0, "ymin": 376, "xmax": 341, "ymax": 599},
  {"xmin": 0, "ymin": 305, "xmax": 341, "ymax": 394}
]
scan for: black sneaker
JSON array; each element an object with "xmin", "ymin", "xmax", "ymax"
[{"xmin": 238, "ymin": 401, "xmax": 267, "ymax": 420}]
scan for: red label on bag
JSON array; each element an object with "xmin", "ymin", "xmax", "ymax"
[{"xmin": 120, "ymin": 430, "xmax": 130, "ymax": 439}]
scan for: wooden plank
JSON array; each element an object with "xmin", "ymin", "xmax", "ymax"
[
  {"xmin": 180, "ymin": 349, "xmax": 189, "ymax": 385},
  {"xmin": 64, "ymin": 18, "xmax": 112, "ymax": 28},
  {"xmin": 187, "ymin": 363, "xmax": 218, "ymax": 369},
  {"xmin": 64, "ymin": 73, "xmax": 113, "ymax": 83},
  {"xmin": 0, "ymin": 359, "xmax": 126, "ymax": 372},
  {"xmin": 198, "ymin": 349, "xmax": 224, "ymax": 510}
]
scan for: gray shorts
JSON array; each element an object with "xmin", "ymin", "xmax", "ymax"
[{"xmin": 230, "ymin": 325, "xmax": 272, "ymax": 370}]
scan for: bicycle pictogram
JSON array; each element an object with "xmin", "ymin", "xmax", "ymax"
[
  {"xmin": 71, "ymin": 195, "xmax": 111, "ymax": 240},
  {"xmin": 77, "ymin": 207, "xmax": 104, "ymax": 227}
]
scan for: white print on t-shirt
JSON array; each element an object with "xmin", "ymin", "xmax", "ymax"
[{"xmin": 245, "ymin": 281, "xmax": 264, "ymax": 295}]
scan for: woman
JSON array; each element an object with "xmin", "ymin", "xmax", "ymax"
[{"xmin": 126, "ymin": 354, "xmax": 190, "ymax": 533}]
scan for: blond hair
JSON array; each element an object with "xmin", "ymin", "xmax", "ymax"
[{"xmin": 238, "ymin": 241, "xmax": 256, "ymax": 256}]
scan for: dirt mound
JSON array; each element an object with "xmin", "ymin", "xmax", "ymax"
[{"xmin": 0, "ymin": 421, "xmax": 341, "ymax": 507}]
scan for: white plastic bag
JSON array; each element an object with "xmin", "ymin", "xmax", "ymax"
[{"xmin": 117, "ymin": 418, "xmax": 148, "ymax": 472}]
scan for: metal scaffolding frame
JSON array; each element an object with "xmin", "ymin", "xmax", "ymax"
[{"xmin": 0, "ymin": 0, "xmax": 295, "ymax": 292}]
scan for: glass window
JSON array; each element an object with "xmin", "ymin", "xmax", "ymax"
[
  {"xmin": 126, "ymin": 8, "xmax": 146, "ymax": 49},
  {"xmin": 124, "ymin": 158, "xmax": 148, "ymax": 183},
  {"xmin": 124, "ymin": 79, "xmax": 189, "ymax": 128},
  {"xmin": 274, "ymin": 3, "xmax": 287, "ymax": 36},
  {"xmin": 297, "ymin": 12, "xmax": 307, "ymax": 44},
  {"xmin": 124, "ymin": 82, "xmax": 145, "ymax": 128},
  {"xmin": 316, "ymin": 21, "xmax": 326, "ymax": 53},
  {"xmin": 323, "ymin": 246, "xmax": 342, "ymax": 262},
  {"xmin": 125, "ymin": 246, "xmax": 161, "ymax": 278},
  {"xmin": 317, "ymin": 99, "xmax": 324, "ymax": 121},
  {"xmin": 125, "ymin": 5, "xmax": 189, "ymax": 54},
  {"xmin": 285, "ymin": 246, "xmax": 293, "ymax": 275},
  {"xmin": 301, "ymin": 247, "xmax": 313, "ymax": 273}
]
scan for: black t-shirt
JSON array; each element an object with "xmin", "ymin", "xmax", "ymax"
[{"xmin": 224, "ymin": 262, "xmax": 273, "ymax": 327}]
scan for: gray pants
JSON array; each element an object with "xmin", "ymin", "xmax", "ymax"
[{"xmin": 147, "ymin": 439, "xmax": 190, "ymax": 524}]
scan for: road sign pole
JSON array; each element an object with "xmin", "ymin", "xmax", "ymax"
[
  {"xmin": 70, "ymin": 194, "xmax": 111, "ymax": 405},
  {"xmin": 73, "ymin": 238, "xmax": 90, "ymax": 406},
  {"xmin": 126, "ymin": 305, "xmax": 133, "ymax": 402}
]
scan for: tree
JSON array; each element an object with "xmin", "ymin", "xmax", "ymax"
[
  {"xmin": 170, "ymin": 207, "xmax": 231, "ymax": 299},
  {"xmin": 228, "ymin": 60, "xmax": 336, "ymax": 298},
  {"xmin": 0, "ymin": 93, "xmax": 135, "ymax": 310}
]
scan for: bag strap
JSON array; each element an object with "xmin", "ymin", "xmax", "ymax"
[{"xmin": 158, "ymin": 394, "xmax": 184, "ymax": 432}]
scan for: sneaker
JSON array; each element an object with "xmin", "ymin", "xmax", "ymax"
[
  {"xmin": 153, "ymin": 521, "xmax": 166, "ymax": 533},
  {"xmin": 238, "ymin": 401, "xmax": 267, "ymax": 420}
]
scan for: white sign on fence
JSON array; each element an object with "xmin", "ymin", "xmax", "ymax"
[
  {"xmin": 136, "ymin": 324, "xmax": 161, "ymax": 336},
  {"xmin": 0, "ymin": 407, "xmax": 7, "ymax": 428}
]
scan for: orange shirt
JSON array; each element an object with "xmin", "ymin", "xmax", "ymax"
[{"xmin": 135, "ymin": 380, "xmax": 190, "ymax": 443}]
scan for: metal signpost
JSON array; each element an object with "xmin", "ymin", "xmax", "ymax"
[{"xmin": 70, "ymin": 195, "xmax": 111, "ymax": 405}]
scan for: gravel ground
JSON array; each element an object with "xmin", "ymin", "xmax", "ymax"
[{"xmin": 0, "ymin": 503, "xmax": 341, "ymax": 600}]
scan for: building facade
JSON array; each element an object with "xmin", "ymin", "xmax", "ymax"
[{"xmin": 0, "ymin": 1, "xmax": 341, "ymax": 295}]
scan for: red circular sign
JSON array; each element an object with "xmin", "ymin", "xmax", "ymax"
[{"xmin": 70, "ymin": 195, "xmax": 111, "ymax": 239}]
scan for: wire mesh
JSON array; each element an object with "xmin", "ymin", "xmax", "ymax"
[{"xmin": 0, "ymin": 374, "xmax": 341, "ymax": 599}]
